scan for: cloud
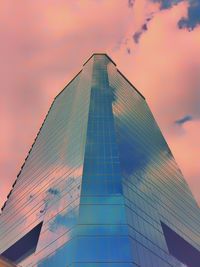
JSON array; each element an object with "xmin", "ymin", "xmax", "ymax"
[
  {"xmin": 151, "ymin": 0, "xmax": 200, "ymax": 30},
  {"xmin": 48, "ymin": 188, "xmax": 60, "ymax": 196},
  {"xmin": 115, "ymin": 0, "xmax": 200, "ymax": 204},
  {"xmin": 175, "ymin": 115, "xmax": 193, "ymax": 125},
  {"xmin": 151, "ymin": 0, "xmax": 183, "ymax": 10},
  {"xmin": 128, "ymin": 0, "xmax": 135, "ymax": 8},
  {"xmin": 0, "ymin": 0, "xmax": 200, "ymax": 210},
  {"xmin": 132, "ymin": 22, "xmax": 149, "ymax": 43},
  {"xmin": 133, "ymin": 31, "xmax": 143, "ymax": 43},
  {"xmin": 49, "ymin": 208, "xmax": 77, "ymax": 232},
  {"xmin": 127, "ymin": 47, "xmax": 131, "ymax": 54},
  {"xmin": 0, "ymin": 0, "xmax": 132, "ymax": 209},
  {"xmin": 131, "ymin": 1, "xmax": 154, "ymax": 45},
  {"xmin": 170, "ymin": 120, "xmax": 200, "ymax": 205},
  {"xmin": 178, "ymin": 0, "xmax": 200, "ymax": 30}
]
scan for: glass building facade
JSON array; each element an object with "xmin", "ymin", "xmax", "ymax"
[{"xmin": 0, "ymin": 54, "xmax": 200, "ymax": 267}]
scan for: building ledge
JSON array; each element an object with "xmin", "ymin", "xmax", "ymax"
[{"xmin": 83, "ymin": 53, "xmax": 117, "ymax": 66}]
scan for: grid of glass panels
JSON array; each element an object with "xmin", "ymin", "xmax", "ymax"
[
  {"xmin": 108, "ymin": 62, "xmax": 200, "ymax": 267},
  {"xmin": 0, "ymin": 54, "xmax": 200, "ymax": 267},
  {"xmin": 40, "ymin": 55, "xmax": 134, "ymax": 266},
  {"xmin": 76, "ymin": 56, "xmax": 133, "ymax": 265},
  {"xmin": 0, "ymin": 60, "xmax": 93, "ymax": 266}
]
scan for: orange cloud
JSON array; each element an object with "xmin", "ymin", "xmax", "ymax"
[
  {"xmin": 0, "ymin": 0, "xmax": 199, "ymax": 208},
  {"xmin": 113, "ymin": 1, "xmax": 200, "ymax": 204}
]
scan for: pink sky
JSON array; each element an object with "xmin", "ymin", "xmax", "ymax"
[{"xmin": 0, "ymin": 0, "xmax": 199, "ymax": 207}]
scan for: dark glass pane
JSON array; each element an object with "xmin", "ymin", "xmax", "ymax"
[
  {"xmin": 1, "ymin": 222, "xmax": 43, "ymax": 264},
  {"xmin": 161, "ymin": 221, "xmax": 200, "ymax": 267}
]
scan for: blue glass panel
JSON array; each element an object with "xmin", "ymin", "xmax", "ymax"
[
  {"xmin": 75, "ymin": 236, "xmax": 133, "ymax": 262},
  {"xmin": 161, "ymin": 221, "xmax": 200, "ymax": 267}
]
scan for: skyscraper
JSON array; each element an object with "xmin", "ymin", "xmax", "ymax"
[{"xmin": 0, "ymin": 54, "xmax": 200, "ymax": 267}]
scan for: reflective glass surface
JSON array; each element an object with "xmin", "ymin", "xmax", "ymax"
[
  {"xmin": 0, "ymin": 54, "xmax": 200, "ymax": 267},
  {"xmin": 108, "ymin": 60, "xmax": 200, "ymax": 267}
]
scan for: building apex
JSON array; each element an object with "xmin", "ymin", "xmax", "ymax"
[{"xmin": 83, "ymin": 53, "xmax": 117, "ymax": 66}]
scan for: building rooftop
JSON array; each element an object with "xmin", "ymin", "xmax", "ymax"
[{"xmin": 83, "ymin": 53, "xmax": 117, "ymax": 66}]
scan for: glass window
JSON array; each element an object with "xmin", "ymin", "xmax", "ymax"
[{"xmin": 1, "ymin": 222, "xmax": 43, "ymax": 264}]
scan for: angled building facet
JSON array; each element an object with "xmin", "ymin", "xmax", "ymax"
[{"xmin": 0, "ymin": 54, "xmax": 200, "ymax": 267}]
